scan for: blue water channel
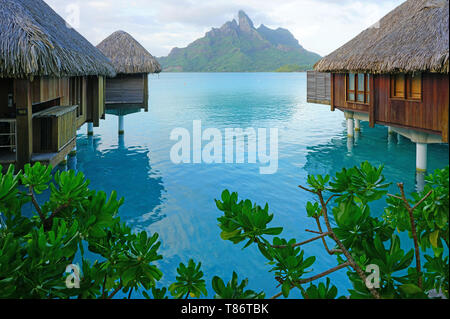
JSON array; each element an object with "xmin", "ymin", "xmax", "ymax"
[{"xmin": 67, "ymin": 72, "xmax": 449, "ymax": 298}]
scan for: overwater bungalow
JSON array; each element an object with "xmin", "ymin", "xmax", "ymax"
[
  {"xmin": 307, "ymin": 0, "xmax": 449, "ymax": 172},
  {"xmin": 96, "ymin": 31, "xmax": 162, "ymax": 112},
  {"xmin": 0, "ymin": 0, "xmax": 115, "ymax": 169}
]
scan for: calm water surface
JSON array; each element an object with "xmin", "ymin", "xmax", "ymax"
[{"xmin": 70, "ymin": 73, "xmax": 448, "ymax": 298}]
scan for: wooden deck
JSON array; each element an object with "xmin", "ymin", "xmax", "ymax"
[
  {"xmin": 1, "ymin": 137, "xmax": 76, "ymax": 169},
  {"xmin": 31, "ymin": 138, "xmax": 76, "ymax": 168},
  {"xmin": 0, "ymin": 151, "xmax": 15, "ymax": 166}
]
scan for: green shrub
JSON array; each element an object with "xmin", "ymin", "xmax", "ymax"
[{"xmin": 215, "ymin": 162, "xmax": 449, "ymax": 299}]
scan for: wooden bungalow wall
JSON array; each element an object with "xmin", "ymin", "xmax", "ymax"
[
  {"xmin": 1, "ymin": 75, "xmax": 105, "ymax": 168},
  {"xmin": 330, "ymin": 72, "xmax": 449, "ymax": 142},
  {"xmin": 307, "ymin": 71, "xmax": 331, "ymax": 105},
  {"xmin": 331, "ymin": 73, "xmax": 371, "ymax": 114},
  {"xmin": 86, "ymin": 76, "xmax": 105, "ymax": 127},
  {"xmin": 373, "ymin": 73, "xmax": 448, "ymax": 139},
  {"xmin": 105, "ymin": 74, "xmax": 145, "ymax": 105},
  {"xmin": 0, "ymin": 78, "xmax": 14, "ymax": 118}
]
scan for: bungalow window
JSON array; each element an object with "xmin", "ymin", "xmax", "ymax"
[
  {"xmin": 408, "ymin": 73, "xmax": 422, "ymax": 100},
  {"xmin": 391, "ymin": 74, "xmax": 405, "ymax": 98},
  {"xmin": 390, "ymin": 73, "xmax": 421, "ymax": 100},
  {"xmin": 346, "ymin": 73, "xmax": 370, "ymax": 104}
]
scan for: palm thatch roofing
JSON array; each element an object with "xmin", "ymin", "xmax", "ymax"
[
  {"xmin": 314, "ymin": 0, "xmax": 449, "ymax": 74},
  {"xmin": 0, "ymin": 0, "xmax": 116, "ymax": 79},
  {"xmin": 96, "ymin": 31, "xmax": 162, "ymax": 75}
]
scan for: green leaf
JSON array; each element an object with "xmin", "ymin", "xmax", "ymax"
[
  {"xmin": 212, "ymin": 276, "xmax": 225, "ymax": 294},
  {"xmin": 399, "ymin": 284, "xmax": 423, "ymax": 295},
  {"xmin": 220, "ymin": 229, "xmax": 241, "ymax": 241},
  {"xmin": 281, "ymin": 281, "xmax": 291, "ymax": 298},
  {"xmin": 429, "ymin": 230, "xmax": 439, "ymax": 248},
  {"xmin": 262, "ymin": 227, "xmax": 283, "ymax": 236},
  {"xmin": 257, "ymin": 242, "xmax": 273, "ymax": 261}
]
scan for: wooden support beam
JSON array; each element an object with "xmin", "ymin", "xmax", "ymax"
[
  {"xmin": 441, "ymin": 96, "xmax": 448, "ymax": 143},
  {"xmin": 330, "ymin": 73, "xmax": 335, "ymax": 111},
  {"xmin": 14, "ymin": 79, "xmax": 33, "ymax": 169},
  {"xmin": 144, "ymin": 73, "xmax": 148, "ymax": 112},
  {"xmin": 92, "ymin": 77, "xmax": 100, "ymax": 127},
  {"xmin": 144, "ymin": 73, "xmax": 149, "ymax": 112},
  {"xmin": 369, "ymin": 74, "xmax": 375, "ymax": 128},
  {"xmin": 101, "ymin": 76, "xmax": 106, "ymax": 119},
  {"xmin": 76, "ymin": 77, "xmax": 88, "ymax": 128}
]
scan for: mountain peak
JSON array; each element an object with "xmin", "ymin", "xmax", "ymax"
[
  {"xmin": 238, "ymin": 10, "xmax": 254, "ymax": 32},
  {"xmin": 159, "ymin": 11, "xmax": 321, "ymax": 72}
]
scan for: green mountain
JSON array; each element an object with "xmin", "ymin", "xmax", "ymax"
[{"xmin": 158, "ymin": 11, "xmax": 321, "ymax": 72}]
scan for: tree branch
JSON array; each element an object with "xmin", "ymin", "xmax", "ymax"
[
  {"xmin": 44, "ymin": 201, "xmax": 71, "ymax": 231},
  {"xmin": 270, "ymin": 262, "xmax": 351, "ymax": 299},
  {"xmin": 314, "ymin": 216, "xmax": 342, "ymax": 255},
  {"xmin": 411, "ymin": 189, "xmax": 433, "ymax": 211},
  {"xmin": 325, "ymin": 194, "xmax": 340, "ymax": 207},
  {"xmin": 315, "ymin": 189, "xmax": 381, "ymax": 299},
  {"xmin": 28, "ymin": 186, "xmax": 46, "ymax": 222},
  {"xmin": 305, "ymin": 229, "xmax": 322, "ymax": 234},
  {"xmin": 107, "ymin": 284, "xmax": 123, "ymax": 299},
  {"xmin": 298, "ymin": 185, "xmax": 318, "ymax": 194},
  {"xmin": 395, "ymin": 183, "xmax": 432, "ymax": 289},
  {"xmin": 295, "ymin": 261, "xmax": 351, "ymax": 285},
  {"xmin": 269, "ymin": 232, "xmax": 331, "ymax": 249}
]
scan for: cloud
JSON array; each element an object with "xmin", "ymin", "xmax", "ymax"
[{"xmin": 45, "ymin": 0, "xmax": 405, "ymax": 57}]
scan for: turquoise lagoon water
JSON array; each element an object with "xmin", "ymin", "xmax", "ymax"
[{"xmin": 69, "ymin": 73, "xmax": 448, "ymax": 298}]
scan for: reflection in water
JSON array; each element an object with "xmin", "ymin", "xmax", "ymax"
[
  {"xmin": 76, "ymin": 128, "xmax": 166, "ymax": 226},
  {"xmin": 118, "ymin": 134, "xmax": 125, "ymax": 150},
  {"xmin": 354, "ymin": 130, "xmax": 360, "ymax": 145},
  {"xmin": 67, "ymin": 154, "xmax": 77, "ymax": 172},
  {"xmin": 304, "ymin": 121, "xmax": 448, "ymax": 198},
  {"xmin": 347, "ymin": 136, "xmax": 354, "ymax": 154},
  {"xmin": 387, "ymin": 131, "xmax": 395, "ymax": 151},
  {"xmin": 106, "ymin": 107, "xmax": 142, "ymax": 136},
  {"xmin": 416, "ymin": 171, "xmax": 426, "ymax": 192}
]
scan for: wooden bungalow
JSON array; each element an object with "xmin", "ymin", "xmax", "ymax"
[
  {"xmin": 0, "ymin": 0, "xmax": 116, "ymax": 169},
  {"xmin": 307, "ymin": 0, "xmax": 449, "ymax": 172},
  {"xmin": 96, "ymin": 31, "xmax": 161, "ymax": 112}
]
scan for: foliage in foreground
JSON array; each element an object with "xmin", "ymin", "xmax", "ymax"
[
  {"xmin": 0, "ymin": 163, "xmax": 257, "ymax": 299},
  {"xmin": 216, "ymin": 162, "xmax": 449, "ymax": 299},
  {"xmin": 0, "ymin": 162, "xmax": 448, "ymax": 299}
]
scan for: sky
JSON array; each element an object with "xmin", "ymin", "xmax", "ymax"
[{"xmin": 45, "ymin": 0, "xmax": 405, "ymax": 57}]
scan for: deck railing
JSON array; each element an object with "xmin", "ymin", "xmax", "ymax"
[{"xmin": 0, "ymin": 119, "xmax": 16, "ymax": 153}]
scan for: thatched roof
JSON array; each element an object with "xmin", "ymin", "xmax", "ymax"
[
  {"xmin": 97, "ymin": 31, "xmax": 162, "ymax": 75},
  {"xmin": 0, "ymin": 0, "xmax": 116, "ymax": 79},
  {"xmin": 314, "ymin": 0, "xmax": 449, "ymax": 74}
]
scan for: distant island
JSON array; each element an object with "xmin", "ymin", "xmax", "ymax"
[
  {"xmin": 275, "ymin": 64, "xmax": 312, "ymax": 72},
  {"xmin": 158, "ymin": 11, "xmax": 321, "ymax": 72}
]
